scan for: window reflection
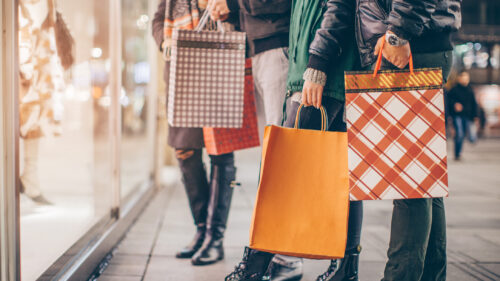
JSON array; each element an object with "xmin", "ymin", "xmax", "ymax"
[
  {"xmin": 120, "ymin": 0, "xmax": 154, "ymax": 199},
  {"xmin": 18, "ymin": 0, "xmax": 112, "ymax": 279}
]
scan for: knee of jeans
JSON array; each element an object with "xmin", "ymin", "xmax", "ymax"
[{"xmin": 176, "ymin": 149, "xmax": 195, "ymax": 161}]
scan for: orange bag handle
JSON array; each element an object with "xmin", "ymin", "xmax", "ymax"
[
  {"xmin": 295, "ymin": 104, "xmax": 328, "ymax": 131},
  {"xmin": 373, "ymin": 38, "xmax": 414, "ymax": 77}
]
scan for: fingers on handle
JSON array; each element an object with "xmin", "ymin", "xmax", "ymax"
[{"xmin": 311, "ymin": 90, "xmax": 317, "ymax": 109}]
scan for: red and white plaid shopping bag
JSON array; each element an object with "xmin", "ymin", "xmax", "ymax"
[
  {"xmin": 203, "ymin": 59, "xmax": 260, "ymax": 155},
  {"xmin": 345, "ymin": 50, "xmax": 448, "ymax": 200}
]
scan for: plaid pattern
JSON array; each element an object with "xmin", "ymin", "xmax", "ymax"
[
  {"xmin": 168, "ymin": 29, "xmax": 246, "ymax": 128},
  {"xmin": 345, "ymin": 68, "xmax": 449, "ymax": 200},
  {"xmin": 204, "ymin": 59, "xmax": 259, "ymax": 155}
]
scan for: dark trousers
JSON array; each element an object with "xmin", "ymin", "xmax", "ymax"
[
  {"xmin": 283, "ymin": 97, "xmax": 363, "ymax": 252},
  {"xmin": 376, "ymin": 51, "xmax": 452, "ymax": 281},
  {"xmin": 452, "ymin": 116, "xmax": 476, "ymax": 159}
]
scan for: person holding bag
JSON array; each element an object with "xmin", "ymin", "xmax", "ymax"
[
  {"xmin": 224, "ymin": 0, "xmax": 364, "ymax": 280},
  {"xmin": 152, "ymin": 0, "xmax": 237, "ymax": 266},
  {"xmin": 353, "ymin": 0, "xmax": 461, "ymax": 280}
]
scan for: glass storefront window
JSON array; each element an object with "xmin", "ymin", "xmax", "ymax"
[
  {"xmin": 18, "ymin": 0, "xmax": 113, "ymax": 279},
  {"xmin": 120, "ymin": 0, "xmax": 155, "ymax": 199}
]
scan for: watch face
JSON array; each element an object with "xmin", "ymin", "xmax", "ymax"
[{"xmin": 388, "ymin": 35, "xmax": 398, "ymax": 46}]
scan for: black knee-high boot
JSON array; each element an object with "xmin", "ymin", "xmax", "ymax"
[
  {"xmin": 176, "ymin": 149, "xmax": 210, "ymax": 259},
  {"xmin": 192, "ymin": 153, "xmax": 235, "ymax": 265}
]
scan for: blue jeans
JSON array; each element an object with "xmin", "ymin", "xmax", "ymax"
[{"xmin": 452, "ymin": 116, "xmax": 476, "ymax": 159}]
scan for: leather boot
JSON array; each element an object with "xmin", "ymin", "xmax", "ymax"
[
  {"xmin": 192, "ymin": 156, "xmax": 235, "ymax": 266},
  {"xmin": 316, "ymin": 246, "xmax": 361, "ymax": 281},
  {"xmin": 225, "ymin": 247, "xmax": 274, "ymax": 281},
  {"xmin": 176, "ymin": 224, "xmax": 206, "ymax": 259},
  {"xmin": 176, "ymin": 149, "xmax": 210, "ymax": 259}
]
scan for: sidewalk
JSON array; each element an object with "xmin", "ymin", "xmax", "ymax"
[{"xmin": 97, "ymin": 139, "xmax": 500, "ymax": 281}]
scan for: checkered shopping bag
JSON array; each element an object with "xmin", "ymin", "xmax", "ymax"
[
  {"xmin": 203, "ymin": 59, "xmax": 260, "ymax": 155},
  {"xmin": 167, "ymin": 27, "xmax": 246, "ymax": 128},
  {"xmin": 345, "ymin": 49, "xmax": 448, "ymax": 200}
]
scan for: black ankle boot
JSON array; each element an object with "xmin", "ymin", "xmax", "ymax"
[
  {"xmin": 225, "ymin": 247, "xmax": 274, "ymax": 281},
  {"xmin": 316, "ymin": 246, "xmax": 361, "ymax": 281},
  {"xmin": 191, "ymin": 158, "xmax": 235, "ymax": 266},
  {"xmin": 176, "ymin": 224, "xmax": 206, "ymax": 259},
  {"xmin": 191, "ymin": 225, "xmax": 225, "ymax": 265}
]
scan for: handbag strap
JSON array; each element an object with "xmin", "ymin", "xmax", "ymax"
[
  {"xmin": 294, "ymin": 104, "xmax": 328, "ymax": 131},
  {"xmin": 195, "ymin": 4, "xmax": 225, "ymax": 32},
  {"xmin": 372, "ymin": 38, "xmax": 414, "ymax": 77}
]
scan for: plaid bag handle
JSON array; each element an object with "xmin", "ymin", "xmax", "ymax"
[
  {"xmin": 294, "ymin": 105, "xmax": 328, "ymax": 131},
  {"xmin": 373, "ymin": 39, "xmax": 414, "ymax": 77}
]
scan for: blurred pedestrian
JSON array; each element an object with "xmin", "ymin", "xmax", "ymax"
[
  {"xmin": 357, "ymin": 0, "xmax": 461, "ymax": 280},
  {"xmin": 478, "ymin": 105, "xmax": 487, "ymax": 138},
  {"xmin": 448, "ymin": 71, "xmax": 480, "ymax": 160},
  {"xmin": 223, "ymin": 0, "xmax": 363, "ymax": 280},
  {"xmin": 152, "ymin": 1, "xmax": 236, "ymax": 266},
  {"xmin": 209, "ymin": 0, "xmax": 302, "ymax": 279}
]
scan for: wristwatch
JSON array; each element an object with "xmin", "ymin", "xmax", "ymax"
[{"xmin": 385, "ymin": 32, "xmax": 408, "ymax": 46}]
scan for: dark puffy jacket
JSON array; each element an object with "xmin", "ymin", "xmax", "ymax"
[
  {"xmin": 288, "ymin": 0, "xmax": 359, "ymax": 101},
  {"xmin": 355, "ymin": 0, "xmax": 462, "ymax": 67},
  {"xmin": 226, "ymin": 0, "xmax": 291, "ymax": 57}
]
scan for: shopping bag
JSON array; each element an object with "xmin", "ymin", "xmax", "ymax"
[
  {"xmin": 167, "ymin": 12, "xmax": 246, "ymax": 128},
  {"xmin": 249, "ymin": 106, "xmax": 349, "ymax": 259},
  {"xmin": 345, "ymin": 40, "xmax": 449, "ymax": 200},
  {"xmin": 203, "ymin": 59, "xmax": 260, "ymax": 155}
]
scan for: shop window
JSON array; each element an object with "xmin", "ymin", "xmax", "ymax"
[
  {"xmin": 18, "ymin": 0, "xmax": 113, "ymax": 279},
  {"xmin": 120, "ymin": 0, "xmax": 155, "ymax": 199}
]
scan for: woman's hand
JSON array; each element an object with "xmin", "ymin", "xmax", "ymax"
[
  {"xmin": 302, "ymin": 80, "xmax": 324, "ymax": 109},
  {"xmin": 209, "ymin": 0, "xmax": 230, "ymax": 21}
]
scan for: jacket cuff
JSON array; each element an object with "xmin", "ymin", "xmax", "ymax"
[
  {"xmin": 226, "ymin": 0, "xmax": 239, "ymax": 13},
  {"xmin": 303, "ymin": 68, "xmax": 327, "ymax": 86},
  {"xmin": 307, "ymin": 54, "xmax": 330, "ymax": 74},
  {"xmin": 387, "ymin": 25, "xmax": 411, "ymax": 41}
]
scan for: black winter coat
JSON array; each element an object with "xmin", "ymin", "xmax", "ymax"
[
  {"xmin": 355, "ymin": 0, "xmax": 461, "ymax": 67},
  {"xmin": 307, "ymin": 0, "xmax": 461, "ymax": 70},
  {"xmin": 447, "ymin": 84, "xmax": 479, "ymax": 120}
]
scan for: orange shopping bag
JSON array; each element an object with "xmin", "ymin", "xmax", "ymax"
[{"xmin": 249, "ymin": 105, "xmax": 349, "ymax": 259}]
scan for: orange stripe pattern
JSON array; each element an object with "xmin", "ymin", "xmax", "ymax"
[{"xmin": 345, "ymin": 68, "xmax": 443, "ymax": 92}]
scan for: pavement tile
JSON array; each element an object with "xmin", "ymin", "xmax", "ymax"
[{"xmin": 100, "ymin": 141, "xmax": 500, "ymax": 280}]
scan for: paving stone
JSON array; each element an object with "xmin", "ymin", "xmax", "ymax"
[{"xmin": 99, "ymin": 141, "xmax": 500, "ymax": 280}]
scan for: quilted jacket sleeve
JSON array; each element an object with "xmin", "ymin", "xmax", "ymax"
[
  {"xmin": 308, "ymin": 0, "xmax": 355, "ymax": 73},
  {"xmin": 386, "ymin": 0, "xmax": 438, "ymax": 40}
]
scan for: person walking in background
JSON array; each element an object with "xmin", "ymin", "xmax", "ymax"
[
  {"xmin": 209, "ymin": 0, "xmax": 302, "ymax": 280},
  {"xmin": 152, "ymin": 1, "xmax": 236, "ymax": 266},
  {"xmin": 448, "ymin": 71, "xmax": 479, "ymax": 160},
  {"xmin": 222, "ymin": 0, "xmax": 363, "ymax": 280},
  {"xmin": 355, "ymin": 0, "xmax": 461, "ymax": 280}
]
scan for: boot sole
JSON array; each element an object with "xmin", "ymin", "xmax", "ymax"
[
  {"xmin": 191, "ymin": 256, "xmax": 224, "ymax": 266},
  {"xmin": 276, "ymin": 276, "xmax": 303, "ymax": 281},
  {"xmin": 175, "ymin": 254, "xmax": 194, "ymax": 259}
]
